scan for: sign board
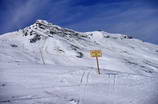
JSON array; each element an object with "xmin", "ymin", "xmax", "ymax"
[
  {"xmin": 90, "ymin": 50, "xmax": 102, "ymax": 74},
  {"xmin": 90, "ymin": 50, "xmax": 102, "ymax": 57}
]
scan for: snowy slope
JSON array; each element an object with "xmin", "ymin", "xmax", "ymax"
[{"xmin": 0, "ymin": 20, "xmax": 158, "ymax": 104}]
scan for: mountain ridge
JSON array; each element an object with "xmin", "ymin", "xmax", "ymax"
[{"xmin": 0, "ymin": 19, "xmax": 158, "ymax": 75}]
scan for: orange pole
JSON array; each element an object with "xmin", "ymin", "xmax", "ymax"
[{"xmin": 96, "ymin": 56, "xmax": 100, "ymax": 74}]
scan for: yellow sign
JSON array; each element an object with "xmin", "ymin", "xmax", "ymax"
[
  {"xmin": 90, "ymin": 50, "xmax": 102, "ymax": 57},
  {"xmin": 90, "ymin": 50, "xmax": 102, "ymax": 74}
]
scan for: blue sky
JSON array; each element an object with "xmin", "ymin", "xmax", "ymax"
[{"xmin": 0, "ymin": 0, "xmax": 158, "ymax": 44}]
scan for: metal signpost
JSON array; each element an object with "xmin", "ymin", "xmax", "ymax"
[{"xmin": 90, "ymin": 50, "xmax": 102, "ymax": 74}]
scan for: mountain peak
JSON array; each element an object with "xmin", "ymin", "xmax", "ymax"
[
  {"xmin": 22, "ymin": 19, "xmax": 83, "ymax": 42},
  {"xmin": 36, "ymin": 19, "xmax": 49, "ymax": 24},
  {"xmin": 35, "ymin": 19, "xmax": 55, "ymax": 28}
]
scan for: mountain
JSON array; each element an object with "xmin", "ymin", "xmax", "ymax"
[{"xmin": 0, "ymin": 20, "xmax": 158, "ymax": 104}]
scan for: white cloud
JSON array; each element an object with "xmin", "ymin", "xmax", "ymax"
[{"xmin": 4, "ymin": 0, "xmax": 50, "ymax": 30}]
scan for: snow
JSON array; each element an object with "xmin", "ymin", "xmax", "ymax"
[
  {"xmin": 0, "ymin": 20, "xmax": 158, "ymax": 104},
  {"xmin": 0, "ymin": 63, "xmax": 158, "ymax": 104}
]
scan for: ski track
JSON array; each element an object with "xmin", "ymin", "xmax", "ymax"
[{"xmin": 0, "ymin": 64, "xmax": 158, "ymax": 104}]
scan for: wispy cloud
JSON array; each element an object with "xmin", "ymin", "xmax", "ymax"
[{"xmin": 1, "ymin": 0, "xmax": 51, "ymax": 33}]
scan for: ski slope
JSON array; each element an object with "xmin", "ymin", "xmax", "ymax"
[{"xmin": 0, "ymin": 20, "xmax": 158, "ymax": 104}]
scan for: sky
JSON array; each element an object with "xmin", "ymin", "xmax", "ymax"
[{"xmin": 0, "ymin": 0, "xmax": 158, "ymax": 44}]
